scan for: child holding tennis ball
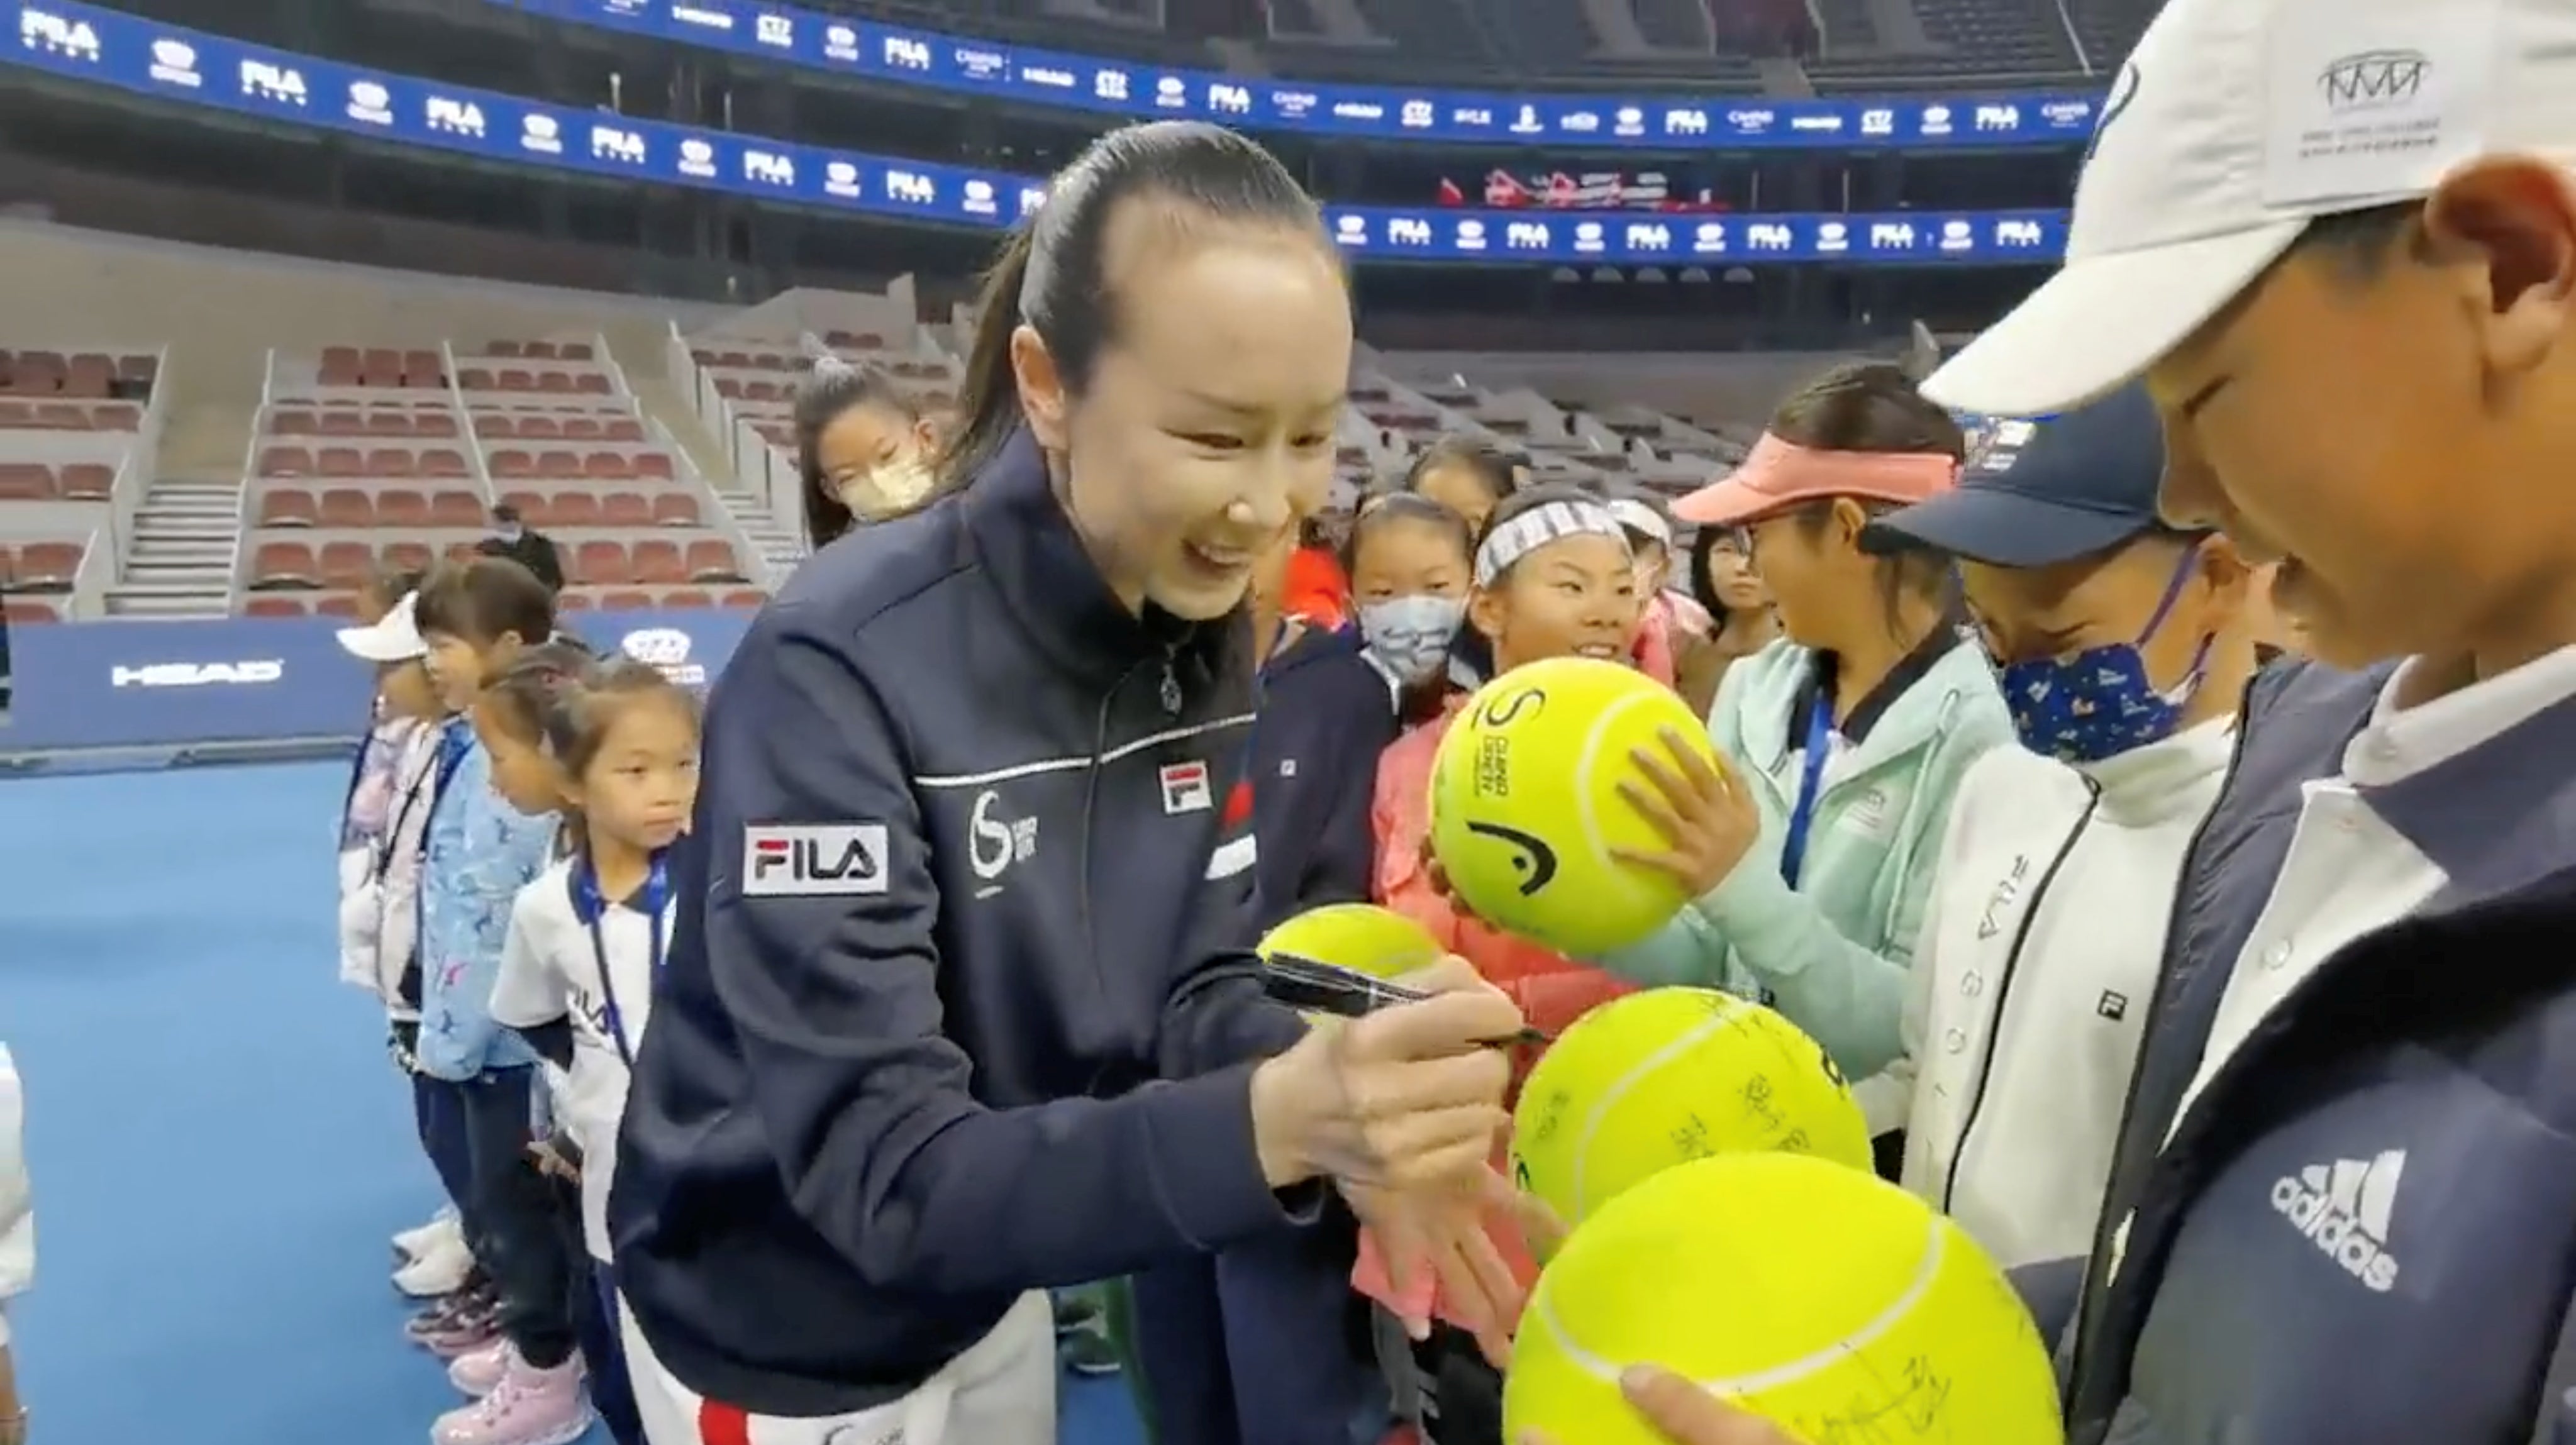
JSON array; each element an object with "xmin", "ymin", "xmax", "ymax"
[
  {"xmin": 1363, "ymin": 482, "xmax": 1655, "ymax": 1444},
  {"xmin": 1372, "ymin": 482, "xmax": 1648, "ymax": 1051}
]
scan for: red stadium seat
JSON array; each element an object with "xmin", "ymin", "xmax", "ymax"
[
  {"xmin": 649, "ymin": 493, "xmax": 701, "ymax": 527},
  {"xmin": 318, "ymin": 489, "xmax": 375, "ymax": 528},
  {"xmin": 601, "ymin": 492, "xmax": 652, "ymax": 528},
  {"xmin": 374, "ymin": 489, "xmax": 430, "ymax": 528},
  {"xmin": 429, "ymin": 490, "xmax": 485, "ymax": 527},
  {"xmin": 260, "ymin": 446, "xmax": 316, "ymax": 478},
  {"xmin": 572, "ymin": 541, "xmax": 632, "ymax": 586},
  {"xmin": 258, "ymin": 489, "xmax": 319, "ymax": 528},
  {"xmin": 252, "ymin": 541, "xmax": 321, "ymax": 589},
  {"xmin": 684, "ymin": 540, "xmax": 745, "ymax": 584},
  {"xmin": 0, "ymin": 464, "xmax": 54, "ymax": 500},
  {"xmin": 58, "ymin": 463, "xmax": 112, "ymax": 500},
  {"xmin": 319, "ymin": 541, "xmax": 375, "ymax": 590},
  {"xmin": 243, "ymin": 595, "xmax": 307, "ymax": 617},
  {"xmin": 12, "ymin": 542, "xmax": 83, "ymax": 588},
  {"xmin": 548, "ymin": 492, "xmax": 601, "ymax": 528}
]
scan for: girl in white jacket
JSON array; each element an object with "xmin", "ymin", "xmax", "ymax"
[
  {"xmin": 1855, "ymin": 384, "xmax": 2267, "ymax": 1270},
  {"xmin": 1, "ymin": 1043, "xmax": 31, "ymax": 1445}
]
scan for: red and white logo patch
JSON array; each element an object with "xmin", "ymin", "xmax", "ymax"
[{"xmin": 1160, "ymin": 761, "xmax": 1213, "ymax": 816}]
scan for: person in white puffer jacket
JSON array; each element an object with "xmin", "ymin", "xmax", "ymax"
[
  {"xmin": 1, "ymin": 1042, "xmax": 31, "ymax": 1445},
  {"xmin": 1853, "ymin": 384, "xmax": 2267, "ymax": 1278}
]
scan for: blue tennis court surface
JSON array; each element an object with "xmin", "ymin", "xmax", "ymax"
[{"xmin": 0, "ymin": 760, "xmax": 1144, "ymax": 1445}]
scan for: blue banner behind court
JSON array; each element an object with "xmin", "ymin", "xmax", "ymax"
[
  {"xmin": 488, "ymin": 0, "xmax": 2102, "ymax": 154},
  {"xmin": 1, "ymin": 611, "xmax": 752, "ymax": 756},
  {"xmin": 6, "ymin": 1, "xmax": 2074, "ymax": 266}
]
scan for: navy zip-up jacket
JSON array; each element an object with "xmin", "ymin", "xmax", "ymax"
[
  {"xmin": 2007, "ymin": 659, "xmax": 2576, "ymax": 1442},
  {"xmin": 1246, "ymin": 624, "xmax": 1399, "ymax": 930},
  {"xmin": 611, "ymin": 434, "xmax": 1311, "ymax": 1417}
]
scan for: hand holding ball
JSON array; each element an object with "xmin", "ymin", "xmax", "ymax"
[
  {"xmin": 1505, "ymin": 1153, "xmax": 2066, "ymax": 1445},
  {"xmin": 1429, "ymin": 658, "xmax": 1722, "ymax": 955},
  {"xmin": 1511, "ymin": 988, "xmax": 1871, "ymax": 1227}
]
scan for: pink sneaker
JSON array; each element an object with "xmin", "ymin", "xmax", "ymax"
[
  {"xmin": 417, "ymin": 1304, "xmax": 503, "ymax": 1360},
  {"xmin": 431, "ymin": 1353, "xmax": 592, "ymax": 1445},
  {"xmin": 447, "ymin": 1339, "xmax": 516, "ymax": 1398}
]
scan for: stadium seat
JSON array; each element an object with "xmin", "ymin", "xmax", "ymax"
[
  {"xmin": 5, "ymin": 541, "xmax": 84, "ymax": 589},
  {"xmin": 257, "ymin": 489, "xmax": 319, "ymax": 528},
  {"xmin": 58, "ymin": 463, "xmax": 111, "ymax": 499}
]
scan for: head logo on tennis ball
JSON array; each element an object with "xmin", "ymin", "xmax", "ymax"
[
  {"xmin": 1463, "ymin": 821, "xmax": 1559, "ymax": 894},
  {"xmin": 1428, "ymin": 656, "xmax": 1716, "ymax": 955}
]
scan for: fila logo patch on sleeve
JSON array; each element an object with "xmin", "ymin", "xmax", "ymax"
[
  {"xmin": 743, "ymin": 824, "xmax": 889, "ymax": 896},
  {"xmin": 1160, "ymin": 761, "xmax": 1213, "ymax": 816}
]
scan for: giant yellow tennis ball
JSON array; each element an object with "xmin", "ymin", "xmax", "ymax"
[
  {"xmin": 1506, "ymin": 1152, "xmax": 2065, "ymax": 1445},
  {"xmin": 1428, "ymin": 656, "xmax": 1716, "ymax": 956},
  {"xmin": 1511, "ymin": 987, "xmax": 1871, "ymax": 1226},
  {"xmin": 1258, "ymin": 904, "xmax": 1444, "ymax": 1022}
]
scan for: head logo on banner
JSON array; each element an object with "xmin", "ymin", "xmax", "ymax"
[{"xmin": 1, "ymin": 608, "xmax": 755, "ymax": 758}]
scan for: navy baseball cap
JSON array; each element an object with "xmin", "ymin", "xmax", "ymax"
[{"xmin": 1862, "ymin": 382, "xmax": 2171, "ymax": 567}]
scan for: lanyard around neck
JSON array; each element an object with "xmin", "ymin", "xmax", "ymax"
[
  {"xmin": 1779, "ymin": 690, "xmax": 1835, "ymax": 890},
  {"xmin": 580, "ymin": 851, "xmax": 670, "ymax": 1068}
]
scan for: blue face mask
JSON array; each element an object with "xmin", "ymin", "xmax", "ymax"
[
  {"xmin": 1998, "ymin": 548, "xmax": 2214, "ymax": 765},
  {"xmin": 1358, "ymin": 595, "xmax": 1467, "ymax": 686}
]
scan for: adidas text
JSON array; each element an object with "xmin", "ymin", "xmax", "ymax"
[{"xmin": 2270, "ymin": 1173, "xmax": 2399, "ymax": 1292}]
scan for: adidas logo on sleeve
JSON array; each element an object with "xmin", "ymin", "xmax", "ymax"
[{"xmin": 2269, "ymin": 1149, "xmax": 2404, "ymax": 1292}]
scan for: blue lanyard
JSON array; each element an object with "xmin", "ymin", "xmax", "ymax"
[
  {"xmin": 1779, "ymin": 692, "xmax": 1835, "ymax": 890},
  {"xmin": 578, "ymin": 853, "xmax": 670, "ymax": 1068}
]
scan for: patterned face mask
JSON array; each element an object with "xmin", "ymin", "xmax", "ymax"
[
  {"xmin": 1998, "ymin": 548, "xmax": 2214, "ymax": 765},
  {"xmin": 1357, "ymin": 595, "xmax": 1468, "ymax": 685},
  {"xmin": 838, "ymin": 456, "xmax": 934, "ymax": 520}
]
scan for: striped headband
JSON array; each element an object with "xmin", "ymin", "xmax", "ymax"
[
  {"xmin": 1606, "ymin": 498, "xmax": 1673, "ymax": 548},
  {"xmin": 1474, "ymin": 500, "xmax": 1630, "ymax": 587}
]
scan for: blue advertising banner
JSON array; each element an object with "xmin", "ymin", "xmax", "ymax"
[
  {"xmin": 0, "ymin": 611, "xmax": 753, "ymax": 758},
  {"xmin": 5, "ymin": 1, "xmax": 2075, "ymax": 267},
  {"xmin": 490, "ymin": 0, "xmax": 2102, "ymax": 154}
]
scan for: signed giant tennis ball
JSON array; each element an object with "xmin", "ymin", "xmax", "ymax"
[
  {"xmin": 1257, "ymin": 904, "xmax": 1445, "ymax": 1021},
  {"xmin": 1428, "ymin": 656, "xmax": 1716, "ymax": 955},
  {"xmin": 1506, "ymin": 1153, "xmax": 2066, "ymax": 1445},
  {"xmin": 1510, "ymin": 987, "xmax": 1870, "ymax": 1226}
]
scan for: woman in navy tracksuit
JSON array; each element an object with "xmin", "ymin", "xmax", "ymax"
[{"xmin": 608, "ymin": 121, "xmax": 1522, "ymax": 1445}]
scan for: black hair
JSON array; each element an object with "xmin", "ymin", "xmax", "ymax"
[
  {"xmin": 1685, "ymin": 524, "xmax": 1742, "ymax": 628},
  {"xmin": 2294, "ymin": 201, "xmax": 2424, "ymax": 284},
  {"xmin": 939, "ymin": 121, "xmax": 1336, "ymax": 494},
  {"xmin": 796, "ymin": 362, "xmax": 921, "ymax": 550},
  {"xmin": 414, "ymin": 555, "xmax": 555, "ymax": 652},
  {"xmin": 1768, "ymin": 362, "xmax": 1965, "ymax": 640},
  {"xmin": 481, "ymin": 641, "xmax": 701, "ymax": 851},
  {"xmin": 1453, "ymin": 482, "xmax": 1626, "ymax": 682},
  {"xmin": 1339, "ymin": 490, "xmax": 1474, "ymax": 580},
  {"xmin": 360, "ymin": 560, "xmax": 425, "ymax": 614},
  {"xmin": 1399, "ymin": 437, "xmax": 1519, "ymax": 509}
]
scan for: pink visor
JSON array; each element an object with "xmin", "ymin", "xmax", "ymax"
[{"xmin": 1675, "ymin": 433, "xmax": 1960, "ymax": 528}]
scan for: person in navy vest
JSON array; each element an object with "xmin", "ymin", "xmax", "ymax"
[
  {"xmin": 1650, "ymin": 0, "xmax": 2576, "ymax": 1442},
  {"xmin": 608, "ymin": 121, "xmax": 1525, "ymax": 1445}
]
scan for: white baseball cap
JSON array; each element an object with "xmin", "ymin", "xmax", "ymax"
[
  {"xmin": 1923, "ymin": 0, "xmax": 2576, "ymax": 419},
  {"xmin": 337, "ymin": 590, "xmax": 426, "ymax": 663}
]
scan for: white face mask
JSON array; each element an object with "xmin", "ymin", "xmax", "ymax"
[
  {"xmin": 837, "ymin": 457, "xmax": 935, "ymax": 521},
  {"xmin": 1358, "ymin": 595, "xmax": 1468, "ymax": 685}
]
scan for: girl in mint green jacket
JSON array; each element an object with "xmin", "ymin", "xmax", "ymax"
[{"xmin": 1606, "ymin": 362, "xmax": 2015, "ymax": 1082}]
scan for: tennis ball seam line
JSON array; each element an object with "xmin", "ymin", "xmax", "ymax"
[
  {"xmin": 1570, "ymin": 997, "xmax": 1758, "ymax": 1220},
  {"xmin": 1571, "ymin": 689, "xmax": 1677, "ymax": 919},
  {"xmin": 1528, "ymin": 1212, "xmax": 1950, "ymax": 1399}
]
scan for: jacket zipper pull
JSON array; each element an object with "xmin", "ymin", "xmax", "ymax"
[{"xmin": 1159, "ymin": 660, "xmax": 1183, "ymax": 716}]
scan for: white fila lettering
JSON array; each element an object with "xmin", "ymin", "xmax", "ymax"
[{"xmin": 743, "ymin": 824, "xmax": 889, "ymax": 896}]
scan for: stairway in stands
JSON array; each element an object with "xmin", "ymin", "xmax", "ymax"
[{"xmin": 108, "ymin": 402, "xmax": 249, "ymax": 617}]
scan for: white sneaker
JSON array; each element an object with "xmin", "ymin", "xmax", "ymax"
[
  {"xmin": 395, "ymin": 1232, "xmax": 476, "ymax": 1298},
  {"xmin": 394, "ymin": 1208, "xmax": 462, "ymax": 1264}
]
